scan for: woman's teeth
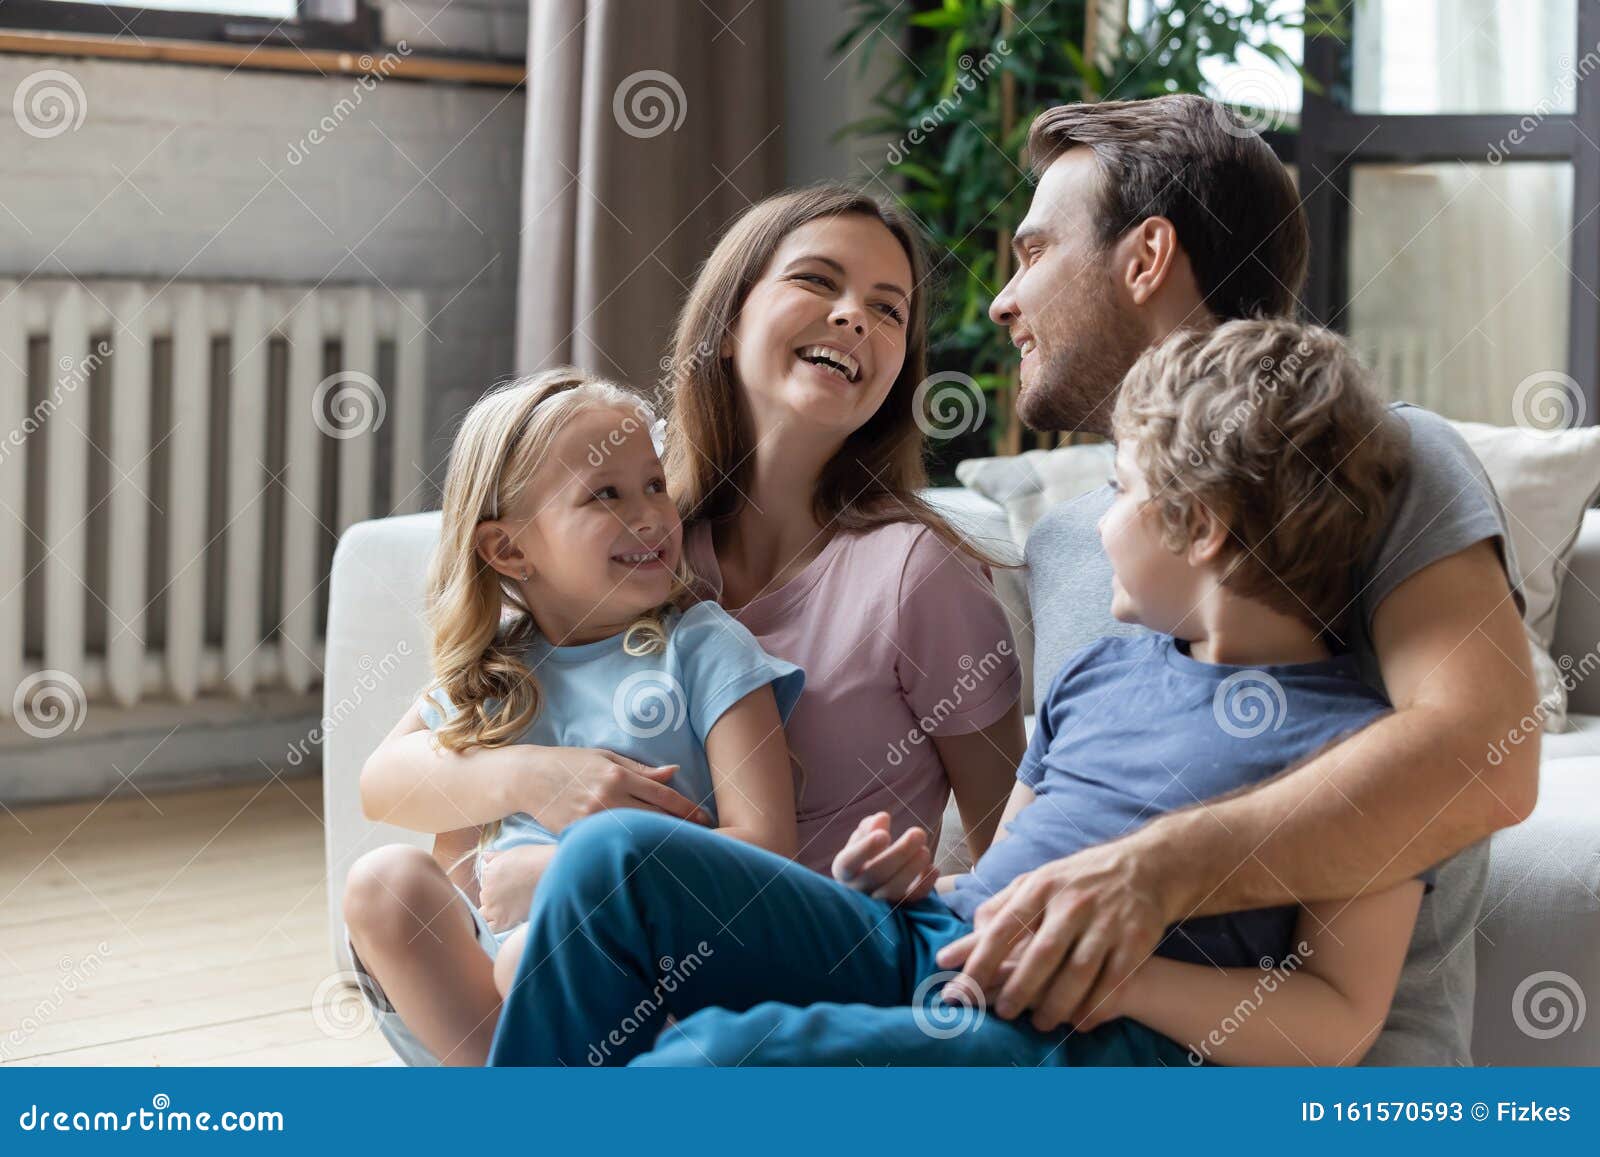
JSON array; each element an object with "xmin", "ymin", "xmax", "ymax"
[
  {"xmin": 614, "ymin": 549, "xmax": 664, "ymax": 565},
  {"xmin": 796, "ymin": 345, "xmax": 861, "ymax": 383}
]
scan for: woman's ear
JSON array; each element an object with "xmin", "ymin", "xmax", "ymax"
[{"xmin": 474, "ymin": 521, "xmax": 530, "ymax": 582}]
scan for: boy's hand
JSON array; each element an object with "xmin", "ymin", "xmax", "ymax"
[
  {"xmin": 831, "ymin": 812, "xmax": 938, "ymax": 905},
  {"xmin": 477, "ymin": 845, "xmax": 546, "ymax": 933}
]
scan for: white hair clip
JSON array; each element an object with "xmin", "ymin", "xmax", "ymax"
[{"xmin": 650, "ymin": 417, "xmax": 668, "ymax": 457}]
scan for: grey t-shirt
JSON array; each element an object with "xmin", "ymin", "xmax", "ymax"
[{"xmin": 1023, "ymin": 402, "xmax": 1523, "ymax": 1066}]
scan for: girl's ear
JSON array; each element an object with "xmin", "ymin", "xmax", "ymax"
[
  {"xmin": 474, "ymin": 521, "xmax": 530, "ymax": 581},
  {"xmin": 1184, "ymin": 502, "xmax": 1232, "ymax": 568}
]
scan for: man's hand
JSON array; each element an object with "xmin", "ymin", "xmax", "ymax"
[
  {"xmin": 477, "ymin": 845, "xmax": 549, "ymax": 932},
  {"xmin": 935, "ymin": 829, "xmax": 1176, "ymax": 1031},
  {"xmin": 526, "ymin": 749, "xmax": 710, "ymax": 833},
  {"xmin": 832, "ymin": 812, "xmax": 939, "ymax": 905}
]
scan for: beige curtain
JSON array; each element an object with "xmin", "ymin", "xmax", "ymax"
[{"xmin": 516, "ymin": 0, "xmax": 784, "ymax": 395}]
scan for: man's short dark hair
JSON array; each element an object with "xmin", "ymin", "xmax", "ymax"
[{"xmin": 1027, "ymin": 94, "xmax": 1309, "ymax": 321}]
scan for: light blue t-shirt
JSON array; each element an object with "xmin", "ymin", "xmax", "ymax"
[{"xmin": 420, "ymin": 601, "xmax": 805, "ymax": 851}]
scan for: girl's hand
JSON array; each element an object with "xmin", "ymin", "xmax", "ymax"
[
  {"xmin": 523, "ymin": 748, "xmax": 710, "ymax": 833},
  {"xmin": 477, "ymin": 845, "xmax": 548, "ymax": 933},
  {"xmin": 831, "ymin": 812, "xmax": 938, "ymax": 905}
]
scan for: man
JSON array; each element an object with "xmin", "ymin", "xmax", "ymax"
[{"xmin": 966, "ymin": 93, "xmax": 1536, "ymax": 1064}]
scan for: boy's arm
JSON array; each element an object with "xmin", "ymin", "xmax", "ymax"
[
  {"xmin": 1108, "ymin": 881, "xmax": 1424, "ymax": 1066},
  {"xmin": 943, "ymin": 540, "xmax": 1538, "ymax": 1030},
  {"xmin": 703, "ymin": 687, "xmax": 800, "ymax": 858},
  {"xmin": 933, "ymin": 701, "xmax": 1027, "ymax": 863}
]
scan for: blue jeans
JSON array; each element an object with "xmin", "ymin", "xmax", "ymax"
[{"xmin": 487, "ymin": 811, "xmax": 1193, "ymax": 1067}]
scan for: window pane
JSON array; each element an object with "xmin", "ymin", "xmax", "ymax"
[
  {"xmin": 1351, "ymin": 0, "xmax": 1579, "ymax": 114},
  {"xmin": 1346, "ymin": 162, "xmax": 1573, "ymax": 427},
  {"xmin": 51, "ymin": 0, "xmax": 297, "ymax": 16}
]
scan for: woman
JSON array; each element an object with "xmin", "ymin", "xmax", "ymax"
[{"xmin": 661, "ymin": 184, "xmax": 1023, "ymax": 870}]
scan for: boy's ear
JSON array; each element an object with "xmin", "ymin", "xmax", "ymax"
[
  {"xmin": 474, "ymin": 521, "xmax": 529, "ymax": 580},
  {"xmin": 1184, "ymin": 502, "xmax": 1233, "ymax": 568}
]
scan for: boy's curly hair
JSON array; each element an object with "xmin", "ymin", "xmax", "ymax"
[{"xmin": 1111, "ymin": 319, "xmax": 1409, "ymax": 643}]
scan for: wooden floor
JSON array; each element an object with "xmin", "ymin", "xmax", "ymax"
[{"xmin": 0, "ymin": 777, "xmax": 395, "ymax": 1066}]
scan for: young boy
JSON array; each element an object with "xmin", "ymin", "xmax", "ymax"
[{"xmin": 488, "ymin": 318, "xmax": 1435, "ymax": 1067}]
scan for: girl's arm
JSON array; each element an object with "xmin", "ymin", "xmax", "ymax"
[
  {"xmin": 1111, "ymin": 880, "xmax": 1425, "ymax": 1066},
  {"xmin": 932, "ymin": 701, "xmax": 1027, "ymax": 864},
  {"xmin": 361, "ymin": 698, "xmax": 710, "ymax": 834},
  {"xmin": 703, "ymin": 686, "xmax": 799, "ymax": 858}
]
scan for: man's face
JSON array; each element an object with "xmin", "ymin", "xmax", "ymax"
[{"xmin": 989, "ymin": 149, "xmax": 1151, "ymax": 436}]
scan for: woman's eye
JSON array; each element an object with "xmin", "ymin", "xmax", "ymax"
[
  {"xmin": 593, "ymin": 485, "xmax": 619, "ymax": 500},
  {"xmin": 875, "ymin": 302, "xmax": 906, "ymax": 324},
  {"xmin": 794, "ymin": 272, "xmax": 834, "ymax": 289},
  {"xmin": 646, "ymin": 478, "xmax": 666, "ymax": 494},
  {"xmin": 1106, "ymin": 477, "xmax": 1121, "ymax": 493}
]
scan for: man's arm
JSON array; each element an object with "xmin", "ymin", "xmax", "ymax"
[{"xmin": 939, "ymin": 539, "xmax": 1539, "ymax": 1029}]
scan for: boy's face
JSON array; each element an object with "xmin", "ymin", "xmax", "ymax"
[{"xmin": 1097, "ymin": 441, "xmax": 1204, "ymax": 637}]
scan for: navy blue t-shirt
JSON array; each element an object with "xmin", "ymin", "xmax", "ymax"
[{"xmin": 942, "ymin": 633, "xmax": 1435, "ymax": 968}]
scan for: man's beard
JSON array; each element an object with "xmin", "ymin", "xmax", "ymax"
[{"xmin": 1015, "ymin": 283, "xmax": 1148, "ymax": 437}]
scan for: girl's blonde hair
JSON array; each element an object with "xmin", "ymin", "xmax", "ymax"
[{"xmin": 425, "ymin": 367, "xmax": 692, "ymax": 863}]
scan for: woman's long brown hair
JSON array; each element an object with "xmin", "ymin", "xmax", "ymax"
[{"xmin": 661, "ymin": 183, "xmax": 994, "ymax": 563}]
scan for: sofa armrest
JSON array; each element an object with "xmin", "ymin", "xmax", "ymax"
[
  {"xmin": 1551, "ymin": 509, "xmax": 1600, "ymax": 715},
  {"xmin": 322, "ymin": 511, "xmax": 443, "ymax": 971}
]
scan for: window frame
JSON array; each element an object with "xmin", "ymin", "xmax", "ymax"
[
  {"xmin": 1277, "ymin": 0, "xmax": 1600, "ymax": 423},
  {"xmin": 0, "ymin": 0, "xmax": 378, "ymax": 53}
]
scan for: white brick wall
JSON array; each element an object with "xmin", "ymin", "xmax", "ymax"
[
  {"xmin": 0, "ymin": 45, "xmax": 525, "ymax": 489},
  {"xmin": 371, "ymin": 0, "xmax": 528, "ymax": 61},
  {"xmin": 371, "ymin": 0, "xmax": 528, "ymax": 60}
]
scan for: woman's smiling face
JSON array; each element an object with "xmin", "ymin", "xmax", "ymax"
[{"xmin": 725, "ymin": 213, "xmax": 914, "ymax": 440}]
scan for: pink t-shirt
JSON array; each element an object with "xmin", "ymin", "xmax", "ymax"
[{"xmin": 685, "ymin": 519, "xmax": 1022, "ymax": 872}]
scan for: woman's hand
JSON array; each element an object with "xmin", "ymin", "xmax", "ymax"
[
  {"xmin": 477, "ymin": 844, "xmax": 554, "ymax": 933},
  {"xmin": 519, "ymin": 748, "xmax": 711, "ymax": 834},
  {"xmin": 831, "ymin": 812, "xmax": 938, "ymax": 905}
]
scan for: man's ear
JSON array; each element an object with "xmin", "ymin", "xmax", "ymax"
[
  {"xmin": 474, "ymin": 521, "xmax": 529, "ymax": 581},
  {"xmin": 1118, "ymin": 216, "xmax": 1182, "ymax": 307},
  {"xmin": 1184, "ymin": 502, "xmax": 1233, "ymax": 568}
]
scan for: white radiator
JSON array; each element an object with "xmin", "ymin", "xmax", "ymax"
[{"xmin": 0, "ymin": 280, "xmax": 427, "ymax": 717}]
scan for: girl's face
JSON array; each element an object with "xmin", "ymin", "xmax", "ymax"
[
  {"xmin": 1097, "ymin": 441, "xmax": 1202, "ymax": 637},
  {"xmin": 725, "ymin": 214, "xmax": 914, "ymax": 442},
  {"xmin": 480, "ymin": 406, "xmax": 683, "ymax": 643}
]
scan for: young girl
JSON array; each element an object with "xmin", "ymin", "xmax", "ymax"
[{"xmin": 343, "ymin": 368, "xmax": 804, "ymax": 1067}]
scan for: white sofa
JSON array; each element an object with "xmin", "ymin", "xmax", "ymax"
[{"xmin": 322, "ymin": 491, "xmax": 1600, "ymax": 1066}]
